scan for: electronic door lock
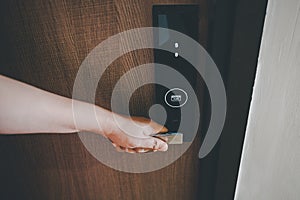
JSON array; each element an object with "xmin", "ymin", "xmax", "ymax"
[{"xmin": 153, "ymin": 5, "xmax": 199, "ymax": 142}]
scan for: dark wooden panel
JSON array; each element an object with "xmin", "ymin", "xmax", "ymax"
[{"xmin": 0, "ymin": 0, "xmax": 208, "ymax": 199}]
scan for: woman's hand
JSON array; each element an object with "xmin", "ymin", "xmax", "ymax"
[{"xmin": 100, "ymin": 113, "xmax": 169, "ymax": 153}]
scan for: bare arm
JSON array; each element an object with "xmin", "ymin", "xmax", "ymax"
[{"xmin": 0, "ymin": 75, "xmax": 168, "ymax": 152}]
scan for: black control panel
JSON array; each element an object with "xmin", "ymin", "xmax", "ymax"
[{"xmin": 153, "ymin": 5, "xmax": 199, "ymax": 132}]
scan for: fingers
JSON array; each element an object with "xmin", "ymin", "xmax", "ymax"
[
  {"xmin": 128, "ymin": 136, "xmax": 168, "ymax": 151},
  {"xmin": 110, "ymin": 137, "xmax": 168, "ymax": 153},
  {"xmin": 154, "ymin": 138, "xmax": 168, "ymax": 151},
  {"xmin": 113, "ymin": 144, "xmax": 137, "ymax": 153},
  {"xmin": 111, "ymin": 143, "xmax": 156, "ymax": 154},
  {"xmin": 116, "ymin": 147, "xmax": 156, "ymax": 153},
  {"xmin": 107, "ymin": 115, "xmax": 169, "ymax": 153}
]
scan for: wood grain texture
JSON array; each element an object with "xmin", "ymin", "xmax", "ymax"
[
  {"xmin": 235, "ymin": 0, "xmax": 300, "ymax": 199},
  {"xmin": 0, "ymin": 0, "xmax": 208, "ymax": 200}
]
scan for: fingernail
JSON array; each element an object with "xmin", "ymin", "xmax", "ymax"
[
  {"xmin": 125, "ymin": 149, "xmax": 135, "ymax": 154},
  {"xmin": 160, "ymin": 127, "xmax": 168, "ymax": 133},
  {"xmin": 139, "ymin": 149, "xmax": 147, "ymax": 153}
]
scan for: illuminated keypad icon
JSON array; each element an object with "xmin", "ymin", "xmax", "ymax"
[{"xmin": 164, "ymin": 88, "xmax": 188, "ymax": 108}]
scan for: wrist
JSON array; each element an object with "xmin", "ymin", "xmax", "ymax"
[{"xmin": 93, "ymin": 105, "xmax": 120, "ymax": 137}]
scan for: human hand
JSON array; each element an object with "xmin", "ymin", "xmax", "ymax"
[{"xmin": 100, "ymin": 113, "xmax": 169, "ymax": 153}]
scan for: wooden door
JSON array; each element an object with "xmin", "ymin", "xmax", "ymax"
[{"xmin": 0, "ymin": 0, "xmax": 208, "ymax": 199}]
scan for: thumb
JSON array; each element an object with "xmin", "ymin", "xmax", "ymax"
[{"xmin": 149, "ymin": 120, "xmax": 168, "ymax": 133}]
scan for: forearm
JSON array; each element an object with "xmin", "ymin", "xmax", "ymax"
[
  {"xmin": 0, "ymin": 75, "xmax": 107, "ymax": 134},
  {"xmin": 0, "ymin": 75, "xmax": 168, "ymax": 152}
]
